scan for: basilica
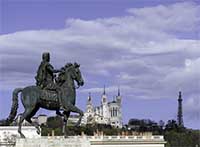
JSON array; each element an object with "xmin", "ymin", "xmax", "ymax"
[{"xmin": 81, "ymin": 86, "xmax": 122, "ymax": 128}]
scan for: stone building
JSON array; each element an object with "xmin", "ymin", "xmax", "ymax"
[
  {"xmin": 82, "ymin": 86, "xmax": 122, "ymax": 128},
  {"xmin": 15, "ymin": 114, "xmax": 47, "ymax": 126}
]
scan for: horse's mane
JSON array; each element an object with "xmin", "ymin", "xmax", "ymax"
[
  {"xmin": 65, "ymin": 63, "xmax": 73, "ymax": 69},
  {"xmin": 64, "ymin": 62, "xmax": 80, "ymax": 70}
]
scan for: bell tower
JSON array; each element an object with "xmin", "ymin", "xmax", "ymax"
[
  {"xmin": 101, "ymin": 85, "xmax": 109, "ymax": 123},
  {"xmin": 86, "ymin": 92, "xmax": 94, "ymax": 114},
  {"xmin": 101, "ymin": 85, "xmax": 107, "ymax": 104},
  {"xmin": 116, "ymin": 86, "xmax": 122, "ymax": 104}
]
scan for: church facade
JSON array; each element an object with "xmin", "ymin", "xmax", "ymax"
[{"xmin": 82, "ymin": 87, "xmax": 122, "ymax": 128}]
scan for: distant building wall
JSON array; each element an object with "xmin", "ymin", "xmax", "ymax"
[{"xmin": 15, "ymin": 114, "xmax": 47, "ymax": 126}]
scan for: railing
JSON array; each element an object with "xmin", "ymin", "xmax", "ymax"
[
  {"xmin": 86, "ymin": 135, "xmax": 164, "ymax": 141},
  {"xmin": 0, "ymin": 126, "xmax": 36, "ymax": 131},
  {"xmin": 40, "ymin": 135, "xmax": 164, "ymax": 141},
  {"xmin": 0, "ymin": 142, "xmax": 15, "ymax": 147},
  {"xmin": 0, "ymin": 135, "xmax": 165, "ymax": 146}
]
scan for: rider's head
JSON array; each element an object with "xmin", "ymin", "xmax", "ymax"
[{"xmin": 42, "ymin": 52, "xmax": 50, "ymax": 62}]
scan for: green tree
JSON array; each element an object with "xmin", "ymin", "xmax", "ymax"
[{"xmin": 46, "ymin": 116, "xmax": 63, "ymax": 128}]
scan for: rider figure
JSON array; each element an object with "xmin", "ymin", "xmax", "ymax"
[{"xmin": 35, "ymin": 52, "xmax": 65, "ymax": 111}]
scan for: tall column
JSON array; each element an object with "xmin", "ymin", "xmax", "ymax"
[{"xmin": 177, "ymin": 91, "xmax": 184, "ymax": 127}]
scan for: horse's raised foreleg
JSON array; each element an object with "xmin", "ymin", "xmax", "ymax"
[{"xmin": 68, "ymin": 105, "xmax": 84, "ymax": 127}]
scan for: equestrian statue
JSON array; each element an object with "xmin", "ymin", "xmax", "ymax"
[{"xmin": 0, "ymin": 52, "xmax": 84, "ymax": 138}]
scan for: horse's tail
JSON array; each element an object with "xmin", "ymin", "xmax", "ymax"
[{"xmin": 0, "ymin": 88, "xmax": 23, "ymax": 125}]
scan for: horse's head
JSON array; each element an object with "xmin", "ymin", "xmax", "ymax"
[{"xmin": 65, "ymin": 62, "xmax": 84, "ymax": 88}]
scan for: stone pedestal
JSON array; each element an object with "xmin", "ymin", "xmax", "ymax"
[
  {"xmin": 16, "ymin": 137, "xmax": 90, "ymax": 147},
  {"xmin": 0, "ymin": 126, "xmax": 40, "ymax": 143}
]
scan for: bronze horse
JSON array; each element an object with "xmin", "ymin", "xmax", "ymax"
[{"xmin": 2, "ymin": 63, "xmax": 84, "ymax": 138}]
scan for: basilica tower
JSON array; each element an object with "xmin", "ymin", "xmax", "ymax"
[
  {"xmin": 116, "ymin": 86, "xmax": 122, "ymax": 127},
  {"xmin": 116, "ymin": 86, "xmax": 122, "ymax": 105},
  {"xmin": 101, "ymin": 85, "xmax": 109, "ymax": 124},
  {"xmin": 86, "ymin": 92, "xmax": 94, "ymax": 114}
]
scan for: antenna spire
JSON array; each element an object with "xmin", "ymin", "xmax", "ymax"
[
  {"xmin": 118, "ymin": 85, "xmax": 120, "ymax": 96},
  {"xmin": 88, "ymin": 92, "xmax": 91, "ymax": 101},
  {"xmin": 103, "ymin": 85, "xmax": 106, "ymax": 95}
]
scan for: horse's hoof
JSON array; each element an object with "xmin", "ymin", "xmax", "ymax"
[
  {"xmin": 56, "ymin": 111, "xmax": 64, "ymax": 117},
  {"xmin": 75, "ymin": 121, "xmax": 81, "ymax": 127},
  {"xmin": 20, "ymin": 134, "xmax": 26, "ymax": 138},
  {"xmin": 75, "ymin": 124, "xmax": 80, "ymax": 127},
  {"xmin": 37, "ymin": 130, "xmax": 40, "ymax": 134}
]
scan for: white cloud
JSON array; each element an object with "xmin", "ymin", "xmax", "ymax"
[
  {"xmin": 184, "ymin": 96, "xmax": 200, "ymax": 120},
  {"xmin": 127, "ymin": 2, "xmax": 200, "ymax": 33},
  {"xmin": 80, "ymin": 85, "xmax": 131, "ymax": 94}
]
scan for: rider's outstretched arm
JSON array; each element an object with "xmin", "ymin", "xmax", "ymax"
[{"xmin": 47, "ymin": 64, "xmax": 61, "ymax": 73}]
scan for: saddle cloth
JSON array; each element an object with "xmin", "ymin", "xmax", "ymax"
[{"xmin": 40, "ymin": 90, "xmax": 58, "ymax": 103}]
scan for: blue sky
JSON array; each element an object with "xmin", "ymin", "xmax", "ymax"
[{"xmin": 0, "ymin": 0, "xmax": 200, "ymax": 129}]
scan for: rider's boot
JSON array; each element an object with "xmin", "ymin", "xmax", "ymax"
[
  {"xmin": 58, "ymin": 91, "xmax": 68, "ymax": 111},
  {"xmin": 56, "ymin": 110, "xmax": 63, "ymax": 116}
]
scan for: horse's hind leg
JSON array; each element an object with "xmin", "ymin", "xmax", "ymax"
[
  {"xmin": 26, "ymin": 118, "xmax": 40, "ymax": 135},
  {"xmin": 25, "ymin": 107, "xmax": 40, "ymax": 134},
  {"xmin": 18, "ymin": 108, "xmax": 34, "ymax": 138}
]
